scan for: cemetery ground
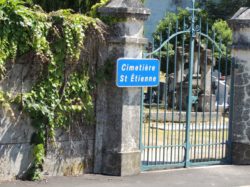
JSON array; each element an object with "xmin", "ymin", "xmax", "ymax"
[{"xmin": 1, "ymin": 165, "xmax": 250, "ymax": 187}]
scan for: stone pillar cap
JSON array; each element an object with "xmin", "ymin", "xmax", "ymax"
[
  {"xmin": 229, "ymin": 8, "xmax": 250, "ymax": 50},
  {"xmin": 231, "ymin": 7, "xmax": 250, "ymax": 20},
  {"xmin": 99, "ymin": 0, "xmax": 150, "ymax": 18},
  {"xmin": 229, "ymin": 7, "xmax": 250, "ymax": 29}
]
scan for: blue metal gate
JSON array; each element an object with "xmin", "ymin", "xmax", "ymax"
[{"xmin": 140, "ymin": 0, "xmax": 235, "ymax": 171}]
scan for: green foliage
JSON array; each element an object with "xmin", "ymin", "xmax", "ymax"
[
  {"xmin": 154, "ymin": 8, "xmax": 210, "ymax": 42},
  {"xmin": 25, "ymin": 144, "xmax": 45, "ymax": 181},
  {"xmin": 153, "ymin": 8, "xmax": 233, "ymax": 74},
  {"xmin": 89, "ymin": 0, "xmax": 110, "ymax": 18},
  {"xmin": 212, "ymin": 19, "xmax": 232, "ymax": 54},
  {"xmin": 0, "ymin": 91, "xmax": 14, "ymax": 113},
  {"xmin": 32, "ymin": 144, "xmax": 45, "ymax": 180},
  {"xmin": 154, "ymin": 7, "xmax": 232, "ymax": 45},
  {"xmin": 33, "ymin": 144, "xmax": 45, "ymax": 167},
  {"xmin": 154, "ymin": 8, "xmax": 209, "ymax": 47},
  {"xmin": 155, "ymin": 9, "xmax": 189, "ymax": 34},
  {"xmin": 27, "ymin": 0, "xmax": 100, "ymax": 14},
  {"xmin": 212, "ymin": 20, "xmax": 232, "ymax": 44},
  {"xmin": 152, "ymin": 9, "xmax": 190, "ymax": 62},
  {"xmin": 28, "ymin": 0, "xmax": 145, "ymax": 14},
  {"xmin": 0, "ymin": 0, "xmax": 99, "ymax": 180},
  {"xmin": 0, "ymin": 0, "xmax": 49, "ymax": 74},
  {"xmin": 89, "ymin": 0, "xmax": 134, "ymax": 25}
]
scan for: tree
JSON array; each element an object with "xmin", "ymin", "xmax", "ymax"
[
  {"xmin": 26, "ymin": 0, "xmax": 100, "ymax": 13},
  {"xmin": 152, "ymin": 8, "xmax": 232, "ymax": 75}
]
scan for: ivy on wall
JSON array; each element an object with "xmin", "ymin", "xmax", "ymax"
[
  {"xmin": 27, "ymin": 0, "xmax": 145, "ymax": 15},
  {"xmin": 24, "ymin": 0, "xmax": 101, "ymax": 14},
  {"xmin": 0, "ymin": 0, "xmax": 105, "ymax": 180}
]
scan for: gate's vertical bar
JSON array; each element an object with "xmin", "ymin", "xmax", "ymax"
[
  {"xmin": 194, "ymin": 17, "xmax": 202, "ymax": 162},
  {"xmin": 171, "ymin": 20, "xmax": 178, "ymax": 163},
  {"xmin": 140, "ymin": 86, "xmax": 144, "ymax": 164},
  {"xmin": 179, "ymin": 17, "xmax": 186, "ymax": 163},
  {"xmin": 155, "ymin": 33, "xmax": 162, "ymax": 165},
  {"xmin": 185, "ymin": 0, "xmax": 196, "ymax": 167},
  {"xmin": 140, "ymin": 52, "xmax": 146, "ymax": 166},
  {"xmin": 147, "ymin": 42, "xmax": 154, "ymax": 165},
  {"xmin": 222, "ymin": 46, "xmax": 229, "ymax": 159},
  {"xmin": 202, "ymin": 20, "xmax": 209, "ymax": 161},
  {"xmin": 174, "ymin": 20, "xmax": 179, "ymax": 163},
  {"xmin": 147, "ymin": 90, "xmax": 152, "ymax": 165},
  {"xmin": 142, "ymin": 53, "xmax": 147, "ymax": 165},
  {"xmin": 215, "ymin": 37, "xmax": 222, "ymax": 160},
  {"xmin": 149, "ymin": 38, "xmax": 156, "ymax": 164},
  {"xmin": 163, "ymin": 28, "xmax": 170, "ymax": 164},
  {"xmin": 212, "ymin": 32, "xmax": 217, "ymax": 160},
  {"xmin": 151, "ymin": 39, "xmax": 155, "ymax": 164},
  {"xmin": 208, "ymin": 31, "xmax": 216, "ymax": 161},
  {"xmin": 198, "ymin": 18, "xmax": 202, "ymax": 162},
  {"xmin": 143, "ymin": 95, "xmax": 146, "ymax": 163}
]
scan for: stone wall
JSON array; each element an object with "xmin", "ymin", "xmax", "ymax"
[
  {"xmin": 0, "ymin": 53, "xmax": 42, "ymax": 180},
  {"xmin": 0, "ymin": 26, "xmax": 108, "ymax": 181},
  {"xmin": 43, "ymin": 123, "xmax": 95, "ymax": 176},
  {"xmin": 0, "ymin": 106, "xmax": 34, "ymax": 180},
  {"xmin": 230, "ymin": 7, "xmax": 250, "ymax": 164}
]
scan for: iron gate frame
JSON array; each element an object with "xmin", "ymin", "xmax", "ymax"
[{"xmin": 139, "ymin": 0, "xmax": 235, "ymax": 171}]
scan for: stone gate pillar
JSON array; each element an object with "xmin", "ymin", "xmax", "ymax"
[
  {"xmin": 94, "ymin": 0, "xmax": 150, "ymax": 176},
  {"xmin": 230, "ymin": 8, "xmax": 250, "ymax": 164}
]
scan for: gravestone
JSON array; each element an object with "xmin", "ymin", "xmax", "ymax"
[
  {"xmin": 215, "ymin": 79, "xmax": 230, "ymax": 108},
  {"xmin": 198, "ymin": 48, "xmax": 216, "ymax": 112}
]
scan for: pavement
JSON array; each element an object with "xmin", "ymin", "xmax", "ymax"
[{"xmin": 1, "ymin": 165, "xmax": 250, "ymax": 187}]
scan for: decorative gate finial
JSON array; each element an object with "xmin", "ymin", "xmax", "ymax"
[
  {"xmin": 186, "ymin": 0, "xmax": 201, "ymax": 15},
  {"xmin": 186, "ymin": 0, "xmax": 201, "ymax": 38}
]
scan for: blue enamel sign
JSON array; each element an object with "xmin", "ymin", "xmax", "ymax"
[{"xmin": 116, "ymin": 58, "xmax": 160, "ymax": 87}]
